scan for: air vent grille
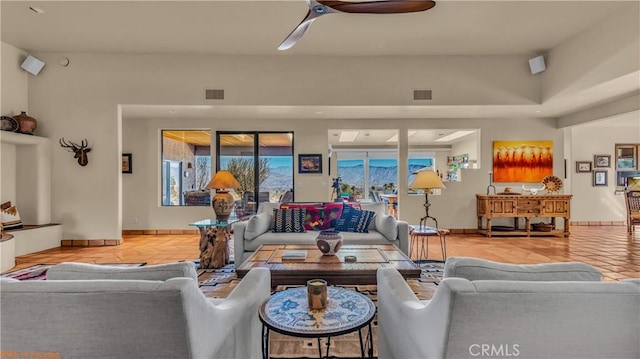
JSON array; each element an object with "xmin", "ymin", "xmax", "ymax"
[
  {"xmin": 205, "ymin": 89, "xmax": 225, "ymax": 100},
  {"xmin": 413, "ymin": 90, "xmax": 432, "ymax": 100}
]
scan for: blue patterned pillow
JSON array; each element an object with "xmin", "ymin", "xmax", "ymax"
[
  {"xmin": 271, "ymin": 208, "xmax": 307, "ymax": 233},
  {"xmin": 334, "ymin": 205, "xmax": 375, "ymax": 233}
]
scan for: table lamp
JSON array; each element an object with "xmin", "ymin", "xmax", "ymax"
[
  {"xmin": 409, "ymin": 170, "xmax": 446, "ymax": 229},
  {"xmin": 206, "ymin": 170, "xmax": 241, "ymax": 222}
]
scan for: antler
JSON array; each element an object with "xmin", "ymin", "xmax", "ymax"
[{"xmin": 59, "ymin": 138, "xmax": 89, "ymax": 150}]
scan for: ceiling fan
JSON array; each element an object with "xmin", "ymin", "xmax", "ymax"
[{"xmin": 278, "ymin": 0, "xmax": 436, "ymax": 51}]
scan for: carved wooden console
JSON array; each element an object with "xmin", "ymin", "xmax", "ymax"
[{"xmin": 476, "ymin": 194, "xmax": 572, "ymax": 238}]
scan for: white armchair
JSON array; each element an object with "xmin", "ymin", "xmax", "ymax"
[
  {"xmin": 1, "ymin": 263, "xmax": 271, "ymax": 359},
  {"xmin": 377, "ymin": 258, "xmax": 640, "ymax": 359}
]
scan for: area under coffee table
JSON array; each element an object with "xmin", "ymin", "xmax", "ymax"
[{"xmin": 236, "ymin": 244, "xmax": 420, "ymax": 285}]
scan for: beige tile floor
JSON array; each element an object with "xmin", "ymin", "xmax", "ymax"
[{"xmin": 7, "ymin": 225, "xmax": 640, "ymax": 281}]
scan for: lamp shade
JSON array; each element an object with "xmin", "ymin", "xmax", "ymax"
[
  {"xmin": 206, "ymin": 170, "xmax": 240, "ymax": 190},
  {"xmin": 409, "ymin": 171, "xmax": 446, "ymax": 191}
]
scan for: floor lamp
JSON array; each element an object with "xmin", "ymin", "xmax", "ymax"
[{"xmin": 409, "ymin": 171, "xmax": 446, "ymax": 229}]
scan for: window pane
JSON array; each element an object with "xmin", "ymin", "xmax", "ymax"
[
  {"xmin": 337, "ymin": 159, "xmax": 365, "ymax": 199},
  {"xmin": 161, "ymin": 130, "xmax": 211, "ymax": 206}
]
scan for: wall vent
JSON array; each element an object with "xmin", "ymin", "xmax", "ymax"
[
  {"xmin": 413, "ymin": 90, "xmax": 432, "ymax": 100},
  {"xmin": 205, "ymin": 89, "xmax": 225, "ymax": 100}
]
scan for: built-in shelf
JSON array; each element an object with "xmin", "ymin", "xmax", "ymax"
[{"xmin": 1, "ymin": 131, "xmax": 59, "ymax": 272}]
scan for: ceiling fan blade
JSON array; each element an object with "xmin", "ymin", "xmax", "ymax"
[
  {"xmin": 321, "ymin": 0, "xmax": 436, "ymax": 14},
  {"xmin": 278, "ymin": 14, "xmax": 317, "ymax": 51}
]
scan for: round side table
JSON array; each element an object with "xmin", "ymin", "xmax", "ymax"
[
  {"xmin": 259, "ymin": 286, "xmax": 375, "ymax": 359},
  {"xmin": 410, "ymin": 226, "xmax": 449, "ymax": 264}
]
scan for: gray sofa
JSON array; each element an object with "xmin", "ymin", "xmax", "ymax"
[
  {"xmin": 233, "ymin": 202, "xmax": 409, "ymax": 268},
  {"xmin": 377, "ymin": 257, "xmax": 640, "ymax": 359},
  {"xmin": 0, "ymin": 262, "xmax": 271, "ymax": 359}
]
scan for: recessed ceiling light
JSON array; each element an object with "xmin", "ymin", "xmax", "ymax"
[
  {"xmin": 29, "ymin": 6, "xmax": 44, "ymax": 14},
  {"xmin": 365, "ymin": 133, "xmax": 370, "ymax": 136},
  {"xmin": 339, "ymin": 131, "xmax": 359, "ymax": 142},
  {"xmin": 315, "ymin": 111, "xmax": 324, "ymax": 114},
  {"xmin": 535, "ymin": 110, "xmax": 543, "ymax": 113},
  {"xmin": 435, "ymin": 130, "xmax": 475, "ymax": 142},
  {"xmin": 169, "ymin": 110, "xmax": 178, "ymax": 114}
]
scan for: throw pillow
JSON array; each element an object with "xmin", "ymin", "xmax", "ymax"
[
  {"xmin": 375, "ymin": 214, "xmax": 398, "ymax": 241},
  {"xmin": 272, "ymin": 208, "xmax": 307, "ymax": 233},
  {"xmin": 1, "ymin": 205, "xmax": 23, "ymax": 230},
  {"xmin": 244, "ymin": 211, "xmax": 273, "ymax": 240},
  {"xmin": 320, "ymin": 202, "xmax": 343, "ymax": 230},
  {"xmin": 1, "ymin": 201, "xmax": 11, "ymax": 210},
  {"xmin": 280, "ymin": 203, "xmax": 323, "ymax": 230},
  {"xmin": 334, "ymin": 205, "xmax": 375, "ymax": 233}
]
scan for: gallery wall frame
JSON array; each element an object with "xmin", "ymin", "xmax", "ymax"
[
  {"xmin": 594, "ymin": 154, "xmax": 611, "ymax": 168},
  {"xmin": 593, "ymin": 169, "xmax": 608, "ymax": 186},
  {"xmin": 122, "ymin": 153, "xmax": 132, "ymax": 174},
  {"xmin": 298, "ymin": 154, "xmax": 322, "ymax": 174},
  {"xmin": 576, "ymin": 161, "xmax": 592, "ymax": 173}
]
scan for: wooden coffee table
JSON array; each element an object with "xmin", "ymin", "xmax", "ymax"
[{"xmin": 236, "ymin": 244, "xmax": 420, "ymax": 286}]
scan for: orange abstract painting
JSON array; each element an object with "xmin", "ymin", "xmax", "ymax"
[{"xmin": 492, "ymin": 141, "xmax": 553, "ymax": 182}]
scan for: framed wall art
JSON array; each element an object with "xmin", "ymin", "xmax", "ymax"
[
  {"xmin": 298, "ymin": 154, "xmax": 322, "ymax": 174},
  {"xmin": 576, "ymin": 161, "xmax": 592, "ymax": 173},
  {"xmin": 492, "ymin": 140, "xmax": 553, "ymax": 182},
  {"xmin": 122, "ymin": 153, "xmax": 132, "ymax": 174},
  {"xmin": 594, "ymin": 154, "xmax": 611, "ymax": 168},
  {"xmin": 593, "ymin": 170, "xmax": 607, "ymax": 186}
]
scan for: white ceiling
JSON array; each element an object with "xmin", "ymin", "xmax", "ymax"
[
  {"xmin": 1, "ymin": 1, "xmax": 629, "ymax": 56},
  {"xmin": 1, "ymin": 0, "xmax": 638, "ymax": 143}
]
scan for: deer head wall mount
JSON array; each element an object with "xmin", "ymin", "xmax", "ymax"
[{"xmin": 60, "ymin": 138, "xmax": 91, "ymax": 166}]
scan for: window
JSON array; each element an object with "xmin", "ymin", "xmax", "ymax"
[
  {"xmin": 217, "ymin": 132, "xmax": 294, "ymax": 217},
  {"xmin": 336, "ymin": 151, "xmax": 398, "ymax": 200},
  {"xmin": 161, "ymin": 130, "xmax": 211, "ymax": 206}
]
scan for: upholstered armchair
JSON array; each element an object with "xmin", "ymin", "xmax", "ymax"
[
  {"xmin": 377, "ymin": 257, "xmax": 640, "ymax": 359},
  {"xmin": 1, "ymin": 262, "xmax": 271, "ymax": 359}
]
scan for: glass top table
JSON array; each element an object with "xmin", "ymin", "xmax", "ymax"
[{"xmin": 189, "ymin": 216, "xmax": 239, "ymax": 269}]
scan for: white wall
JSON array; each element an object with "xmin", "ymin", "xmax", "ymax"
[
  {"xmin": 22, "ymin": 52, "xmax": 541, "ymax": 239},
  {"xmin": 569, "ymin": 113, "xmax": 640, "ymax": 222},
  {"xmin": 1, "ymin": 42, "xmax": 28, "ymax": 116}
]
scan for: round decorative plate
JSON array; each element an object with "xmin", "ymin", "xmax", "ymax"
[
  {"xmin": 0, "ymin": 116, "xmax": 18, "ymax": 132},
  {"xmin": 542, "ymin": 175, "xmax": 563, "ymax": 193}
]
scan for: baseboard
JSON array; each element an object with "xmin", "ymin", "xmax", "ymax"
[
  {"xmin": 570, "ymin": 221, "xmax": 626, "ymax": 226},
  {"xmin": 61, "ymin": 239, "xmax": 122, "ymax": 247}
]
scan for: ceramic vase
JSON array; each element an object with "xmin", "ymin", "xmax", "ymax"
[
  {"xmin": 13, "ymin": 111, "xmax": 37, "ymax": 135},
  {"xmin": 315, "ymin": 230, "xmax": 343, "ymax": 256}
]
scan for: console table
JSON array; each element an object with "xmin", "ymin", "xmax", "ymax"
[{"xmin": 476, "ymin": 194, "xmax": 572, "ymax": 238}]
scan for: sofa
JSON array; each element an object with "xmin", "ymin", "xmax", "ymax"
[
  {"xmin": 0, "ymin": 262, "xmax": 271, "ymax": 359},
  {"xmin": 233, "ymin": 201, "xmax": 409, "ymax": 268},
  {"xmin": 377, "ymin": 257, "xmax": 640, "ymax": 359}
]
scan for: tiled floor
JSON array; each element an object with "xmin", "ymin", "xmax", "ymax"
[{"xmin": 7, "ymin": 225, "xmax": 640, "ymax": 281}]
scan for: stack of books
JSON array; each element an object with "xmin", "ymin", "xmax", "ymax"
[{"xmin": 282, "ymin": 250, "xmax": 307, "ymax": 261}]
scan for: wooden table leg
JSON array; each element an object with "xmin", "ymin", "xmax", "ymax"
[{"xmin": 200, "ymin": 226, "xmax": 230, "ymax": 269}]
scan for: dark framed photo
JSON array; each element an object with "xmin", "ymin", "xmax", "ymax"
[
  {"xmin": 122, "ymin": 153, "xmax": 132, "ymax": 174},
  {"xmin": 576, "ymin": 161, "xmax": 592, "ymax": 173},
  {"xmin": 594, "ymin": 154, "xmax": 611, "ymax": 168},
  {"xmin": 298, "ymin": 154, "xmax": 322, "ymax": 174},
  {"xmin": 593, "ymin": 170, "xmax": 607, "ymax": 186}
]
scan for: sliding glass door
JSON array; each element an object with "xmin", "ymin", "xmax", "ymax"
[{"xmin": 217, "ymin": 132, "xmax": 293, "ymax": 216}]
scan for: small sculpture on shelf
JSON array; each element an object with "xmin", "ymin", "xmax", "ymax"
[
  {"xmin": 522, "ymin": 183, "xmax": 546, "ymax": 195},
  {"xmin": 13, "ymin": 111, "xmax": 37, "ymax": 135}
]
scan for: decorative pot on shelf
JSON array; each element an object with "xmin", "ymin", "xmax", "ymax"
[
  {"xmin": 315, "ymin": 230, "xmax": 343, "ymax": 256},
  {"xmin": 13, "ymin": 111, "xmax": 37, "ymax": 135}
]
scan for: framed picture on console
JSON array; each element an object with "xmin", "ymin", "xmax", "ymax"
[{"xmin": 298, "ymin": 154, "xmax": 322, "ymax": 174}]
